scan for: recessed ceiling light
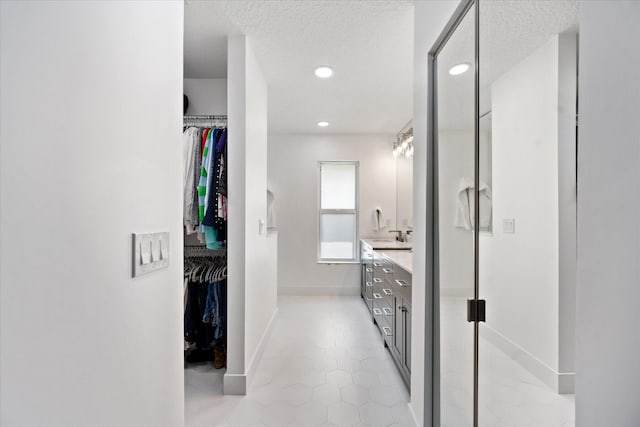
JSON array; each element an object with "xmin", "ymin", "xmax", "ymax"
[
  {"xmin": 449, "ymin": 62, "xmax": 471, "ymax": 75},
  {"xmin": 317, "ymin": 121, "xmax": 329, "ymax": 127},
  {"xmin": 314, "ymin": 66, "xmax": 334, "ymax": 78}
]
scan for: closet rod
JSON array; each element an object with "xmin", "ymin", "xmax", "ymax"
[{"xmin": 184, "ymin": 115, "xmax": 227, "ymax": 120}]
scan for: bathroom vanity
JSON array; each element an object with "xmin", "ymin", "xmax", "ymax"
[{"xmin": 360, "ymin": 239, "xmax": 412, "ymax": 389}]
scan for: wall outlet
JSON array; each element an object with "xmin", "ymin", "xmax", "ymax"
[{"xmin": 502, "ymin": 218, "xmax": 515, "ymax": 234}]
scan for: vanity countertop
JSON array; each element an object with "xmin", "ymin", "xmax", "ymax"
[
  {"xmin": 361, "ymin": 238, "xmax": 412, "ymax": 250},
  {"xmin": 381, "ymin": 250, "xmax": 413, "ymax": 274}
]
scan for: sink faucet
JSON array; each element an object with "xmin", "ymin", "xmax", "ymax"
[{"xmin": 389, "ymin": 230, "xmax": 404, "ymax": 242}]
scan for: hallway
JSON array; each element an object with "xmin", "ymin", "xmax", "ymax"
[{"xmin": 186, "ymin": 296, "xmax": 414, "ymax": 427}]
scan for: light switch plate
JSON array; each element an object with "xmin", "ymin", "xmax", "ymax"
[
  {"xmin": 132, "ymin": 232, "xmax": 170, "ymax": 277},
  {"xmin": 503, "ymin": 219, "xmax": 515, "ymax": 234}
]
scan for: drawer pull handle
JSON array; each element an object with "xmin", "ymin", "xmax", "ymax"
[
  {"xmin": 373, "ymin": 262, "xmax": 382, "ymax": 267},
  {"xmin": 373, "ymin": 293, "xmax": 382, "ymax": 299},
  {"xmin": 383, "ymin": 288, "xmax": 392, "ymax": 295},
  {"xmin": 383, "ymin": 327, "xmax": 392, "ymax": 336},
  {"xmin": 395, "ymin": 279, "xmax": 408, "ymax": 287},
  {"xmin": 383, "ymin": 308, "xmax": 393, "ymax": 316},
  {"xmin": 373, "ymin": 308, "xmax": 382, "ymax": 315},
  {"xmin": 366, "ymin": 268, "xmax": 373, "ymax": 273},
  {"xmin": 383, "ymin": 268, "xmax": 393, "ymax": 273},
  {"xmin": 373, "ymin": 278, "xmax": 382, "ymax": 283},
  {"xmin": 366, "ymin": 282, "xmax": 373, "ymax": 287}
]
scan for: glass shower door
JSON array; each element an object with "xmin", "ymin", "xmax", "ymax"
[{"xmin": 434, "ymin": 2, "xmax": 477, "ymax": 425}]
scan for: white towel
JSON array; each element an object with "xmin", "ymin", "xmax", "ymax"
[
  {"xmin": 373, "ymin": 208, "xmax": 387, "ymax": 231},
  {"xmin": 455, "ymin": 178, "xmax": 492, "ymax": 231}
]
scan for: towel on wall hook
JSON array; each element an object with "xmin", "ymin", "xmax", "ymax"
[
  {"xmin": 455, "ymin": 177, "xmax": 492, "ymax": 231},
  {"xmin": 373, "ymin": 208, "xmax": 387, "ymax": 231}
]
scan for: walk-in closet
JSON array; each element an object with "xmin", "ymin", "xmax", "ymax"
[{"xmin": 183, "ymin": 114, "xmax": 228, "ymax": 370}]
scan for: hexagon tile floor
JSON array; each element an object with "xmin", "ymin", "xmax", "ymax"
[{"xmin": 185, "ymin": 296, "xmax": 415, "ymax": 427}]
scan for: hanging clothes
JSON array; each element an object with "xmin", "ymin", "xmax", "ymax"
[
  {"xmin": 183, "ymin": 253, "xmax": 227, "ymax": 367},
  {"xmin": 202, "ymin": 128, "xmax": 227, "ymax": 245},
  {"xmin": 183, "ymin": 117, "xmax": 228, "ymax": 369},
  {"xmin": 183, "ymin": 127, "xmax": 202, "ymax": 234}
]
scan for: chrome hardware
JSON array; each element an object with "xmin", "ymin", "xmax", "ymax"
[
  {"xmin": 366, "ymin": 268, "xmax": 373, "ymax": 273},
  {"xmin": 383, "ymin": 268, "xmax": 393, "ymax": 274},
  {"xmin": 383, "ymin": 327, "xmax": 392, "ymax": 336},
  {"xmin": 395, "ymin": 279, "xmax": 408, "ymax": 287},
  {"xmin": 373, "ymin": 278, "xmax": 382, "ymax": 283},
  {"xmin": 383, "ymin": 288, "xmax": 392, "ymax": 295},
  {"xmin": 373, "ymin": 262, "xmax": 382, "ymax": 267},
  {"xmin": 366, "ymin": 282, "xmax": 373, "ymax": 287},
  {"xmin": 373, "ymin": 293, "xmax": 382, "ymax": 299},
  {"xmin": 373, "ymin": 308, "xmax": 382, "ymax": 315},
  {"xmin": 383, "ymin": 307, "xmax": 393, "ymax": 316}
]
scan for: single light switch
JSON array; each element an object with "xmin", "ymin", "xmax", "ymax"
[
  {"xmin": 503, "ymin": 218, "xmax": 515, "ymax": 234},
  {"xmin": 151, "ymin": 239, "xmax": 161, "ymax": 262},
  {"xmin": 141, "ymin": 241, "xmax": 152, "ymax": 264},
  {"xmin": 161, "ymin": 238, "xmax": 169, "ymax": 260}
]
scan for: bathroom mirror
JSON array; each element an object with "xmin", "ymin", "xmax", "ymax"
[{"xmin": 395, "ymin": 154, "xmax": 413, "ymax": 233}]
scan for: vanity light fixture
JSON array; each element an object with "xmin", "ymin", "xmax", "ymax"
[
  {"xmin": 392, "ymin": 121, "xmax": 414, "ymax": 158},
  {"xmin": 314, "ymin": 66, "xmax": 334, "ymax": 78},
  {"xmin": 317, "ymin": 121, "xmax": 329, "ymax": 127},
  {"xmin": 449, "ymin": 62, "xmax": 470, "ymax": 75}
]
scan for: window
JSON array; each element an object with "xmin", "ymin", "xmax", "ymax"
[{"xmin": 318, "ymin": 161, "xmax": 359, "ymax": 262}]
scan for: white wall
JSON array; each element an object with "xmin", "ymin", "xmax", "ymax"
[
  {"xmin": 226, "ymin": 35, "xmax": 277, "ymax": 394},
  {"xmin": 575, "ymin": 1, "xmax": 640, "ymax": 425},
  {"xmin": 412, "ymin": 1, "xmax": 460, "ymax": 425},
  {"xmin": 0, "ymin": 2, "xmax": 184, "ymax": 426},
  {"xmin": 479, "ymin": 34, "xmax": 576, "ymax": 392},
  {"xmin": 183, "ymin": 78, "xmax": 227, "ymax": 115},
  {"xmin": 268, "ymin": 133, "xmax": 397, "ymax": 295}
]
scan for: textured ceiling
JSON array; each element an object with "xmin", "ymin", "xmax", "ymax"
[
  {"xmin": 436, "ymin": 0, "xmax": 579, "ymax": 130},
  {"xmin": 184, "ymin": 0, "xmax": 414, "ymax": 134}
]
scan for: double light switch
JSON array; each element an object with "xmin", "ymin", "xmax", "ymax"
[{"xmin": 132, "ymin": 232, "xmax": 170, "ymax": 277}]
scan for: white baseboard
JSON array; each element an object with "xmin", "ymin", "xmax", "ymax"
[
  {"xmin": 222, "ymin": 373, "xmax": 246, "ymax": 395},
  {"xmin": 278, "ymin": 286, "xmax": 360, "ymax": 296},
  {"xmin": 440, "ymin": 287, "xmax": 474, "ymax": 298},
  {"xmin": 479, "ymin": 324, "xmax": 575, "ymax": 394},
  {"xmin": 223, "ymin": 308, "xmax": 279, "ymax": 395},
  {"xmin": 246, "ymin": 308, "xmax": 278, "ymax": 389}
]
